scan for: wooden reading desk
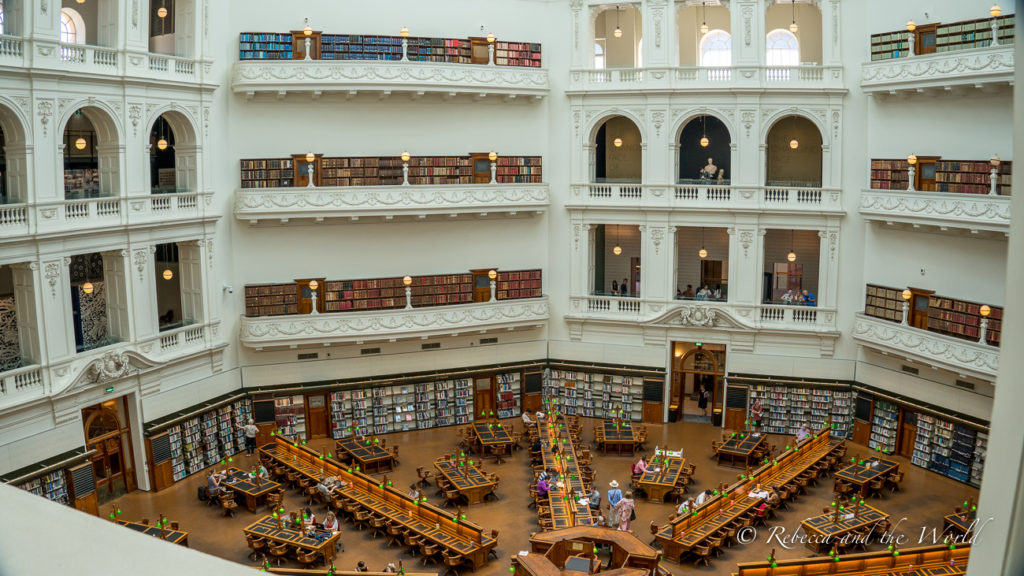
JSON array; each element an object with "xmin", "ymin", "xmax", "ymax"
[
  {"xmin": 529, "ymin": 526, "xmax": 661, "ymax": 576},
  {"xmin": 800, "ymin": 504, "xmax": 891, "ymax": 553},
  {"xmin": 834, "ymin": 457, "xmax": 899, "ymax": 496},
  {"xmin": 732, "ymin": 543, "xmax": 970, "ymax": 576},
  {"xmin": 656, "ymin": 425, "xmax": 840, "ymax": 563},
  {"xmin": 116, "ymin": 519, "xmax": 189, "ymax": 546},
  {"xmin": 243, "ymin": 515, "xmax": 341, "ymax": 566},
  {"xmin": 536, "ymin": 418, "xmax": 593, "ymax": 529},
  {"xmin": 943, "ymin": 511, "xmax": 977, "ymax": 537},
  {"xmin": 637, "ymin": 454, "xmax": 685, "ymax": 503},
  {"xmin": 600, "ymin": 420, "xmax": 636, "ymax": 456},
  {"xmin": 336, "ymin": 437, "xmax": 395, "ymax": 474},
  {"xmin": 716, "ymin": 432, "xmax": 765, "ymax": 468},
  {"xmin": 260, "ymin": 436, "xmax": 496, "ymax": 569},
  {"xmin": 472, "ymin": 420, "xmax": 513, "ymax": 460},
  {"xmin": 434, "ymin": 456, "xmax": 496, "ymax": 505},
  {"xmin": 223, "ymin": 467, "xmax": 281, "ymax": 513}
]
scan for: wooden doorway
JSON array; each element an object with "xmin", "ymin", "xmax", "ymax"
[
  {"xmin": 897, "ymin": 410, "xmax": 916, "ymax": 459},
  {"xmin": 474, "ymin": 376, "xmax": 495, "ymax": 419},
  {"xmin": 913, "ymin": 23, "xmax": 938, "ymax": 55},
  {"xmin": 469, "ymin": 37, "xmax": 490, "ymax": 65},
  {"xmin": 82, "ymin": 398, "xmax": 136, "ymax": 506},
  {"xmin": 305, "ymin": 393, "xmax": 329, "ymax": 439},
  {"xmin": 912, "ymin": 155, "xmax": 940, "ymax": 191},
  {"xmin": 291, "ymin": 30, "xmax": 322, "ymax": 60},
  {"xmin": 906, "ymin": 287, "xmax": 934, "ymax": 330},
  {"xmin": 470, "ymin": 153, "xmax": 492, "ymax": 184},
  {"xmin": 670, "ymin": 345, "xmax": 725, "ymax": 422},
  {"xmin": 296, "ymin": 278, "xmax": 325, "ymax": 315},
  {"xmin": 470, "ymin": 269, "xmax": 492, "ymax": 303}
]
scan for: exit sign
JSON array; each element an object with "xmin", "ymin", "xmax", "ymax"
[{"xmin": 104, "ymin": 386, "xmax": 115, "ymax": 393}]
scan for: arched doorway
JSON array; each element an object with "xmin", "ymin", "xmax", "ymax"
[
  {"xmin": 593, "ymin": 115, "xmax": 642, "ymax": 183},
  {"xmin": 83, "ymin": 398, "xmax": 136, "ymax": 504},
  {"xmin": 678, "ymin": 114, "xmax": 731, "ymax": 184},
  {"xmin": 670, "ymin": 345, "xmax": 726, "ymax": 422},
  {"xmin": 765, "ymin": 115, "xmax": 822, "ymax": 187}
]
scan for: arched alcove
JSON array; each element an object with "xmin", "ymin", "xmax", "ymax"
[
  {"xmin": 765, "ymin": 115, "xmax": 822, "ymax": 187},
  {"xmin": 594, "ymin": 115, "xmax": 642, "ymax": 183},
  {"xmin": 148, "ymin": 109, "xmax": 198, "ymax": 194},
  {"xmin": 62, "ymin": 106, "xmax": 121, "ymax": 199},
  {"xmin": 765, "ymin": 0, "xmax": 822, "ymax": 65},
  {"xmin": 594, "ymin": 5, "xmax": 642, "ymax": 68},
  {"xmin": 676, "ymin": 1, "xmax": 731, "ymax": 66},
  {"xmin": 678, "ymin": 115, "xmax": 731, "ymax": 184}
]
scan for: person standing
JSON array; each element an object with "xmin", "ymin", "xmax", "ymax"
[
  {"xmin": 238, "ymin": 419, "xmax": 259, "ymax": 456},
  {"xmin": 620, "ymin": 279, "xmax": 629, "ymax": 297},
  {"xmin": 611, "ymin": 280, "xmax": 619, "ymax": 295},
  {"xmin": 697, "ymin": 384, "xmax": 710, "ymax": 417},
  {"xmin": 750, "ymin": 398, "xmax": 764, "ymax": 432},
  {"xmin": 614, "ymin": 491, "xmax": 636, "ymax": 532},
  {"xmin": 607, "ymin": 480, "xmax": 623, "ymax": 528}
]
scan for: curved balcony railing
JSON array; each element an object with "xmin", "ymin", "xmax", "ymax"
[{"xmin": 567, "ymin": 184, "xmax": 842, "ymax": 213}]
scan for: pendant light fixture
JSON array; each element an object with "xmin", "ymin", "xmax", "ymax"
[
  {"xmin": 82, "ymin": 256, "xmax": 94, "ymax": 294},
  {"xmin": 789, "ymin": 138, "xmax": 799, "ymax": 150},
  {"xmin": 156, "ymin": 118, "xmax": 168, "ymax": 151},
  {"xmin": 700, "ymin": 115, "xmax": 709, "ymax": 148},
  {"xmin": 75, "ymin": 136, "xmax": 87, "ymax": 150},
  {"xmin": 698, "ymin": 227, "xmax": 708, "ymax": 259},
  {"xmin": 787, "ymin": 230, "xmax": 797, "ymax": 262},
  {"xmin": 699, "ymin": 2, "xmax": 709, "ymax": 35},
  {"xmin": 614, "ymin": 5, "xmax": 623, "ymax": 38},
  {"xmin": 613, "ymin": 137, "xmax": 623, "ymax": 147},
  {"xmin": 789, "ymin": 0, "xmax": 799, "ymax": 34},
  {"xmin": 613, "ymin": 225, "xmax": 622, "ymax": 256}
]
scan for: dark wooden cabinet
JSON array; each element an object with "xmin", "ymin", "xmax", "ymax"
[
  {"xmin": 642, "ymin": 402, "xmax": 663, "ymax": 423},
  {"xmin": 852, "ymin": 419, "xmax": 871, "ymax": 446}
]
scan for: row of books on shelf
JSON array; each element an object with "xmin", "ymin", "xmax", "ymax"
[
  {"xmin": 165, "ymin": 399, "xmax": 252, "ymax": 482},
  {"xmin": 543, "ymin": 369, "xmax": 644, "ymax": 421},
  {"xmin": 18, "ymin": 471, "xmax": 69, "ymax": 505},
  {"xmin": 748, "ymin": 384, "xmax": 854, "ymax": 438}
]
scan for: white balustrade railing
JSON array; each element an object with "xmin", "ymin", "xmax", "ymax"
[
  {"xmin": 758, "ymin": 305, "xmax": 824, "ymax": 325},
  {"xmin": 584, "ymin": 296, "xmax": 641, "ymax": 315},
  {"xmin": 94, "ymin": 47, "xmax": 118, "ymax": 67},
  {"xmin": 60, "ymin": 43, "xmax": 85, "ymax": 63},
  {"xmin": 673, "ymin": 185, "xmax": 732, "ymax": 202},
  {"xmin": 764, "ymin": 187, "xmax": 824, "ymax": 205},
  {"xmin": 149, "ymin": 55, "xmax": 169, "ymax": 72},
  {"xmin": 158, "ymin": 324, "xmax": 207, "ymax": 353},
  {"xmin": 0, "ymin": 35, "xmax": 24, "ymax": 59},
  {"xmin": 0, "ymin": 205, "xmax": 28, "ymax": 228},
  {"xmin": 0, "ymin": 365, "xmax": 45, "ymax": 407},
  {"xmin": 571, "ymin": 65, "xmax": 838, "ymax": 91},
  {"xmin": 570, "ymin": 184, "xmax": 839, "ymax": 212},
  {"xmin": 587, "ymin": 184, "xmax": 642, "ymax": 199},
  {"xmin": 570, "ymin": 299, "xmax": 835, "ymax": 331},
  {"xmin": 29, "ymin": 191, "xmax": 210, "ymax": 234},
  {"xmin": 61, "ymin": 198, "xmax": 121, "ymax": 222}
]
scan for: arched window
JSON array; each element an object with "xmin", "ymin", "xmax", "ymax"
[
  {"xmin": 766, "ymin": 29, "xmax": 799, "ymax": 66},
  {"xmin": 700, "ymin": 30, "xmax": 732, "ymax": 67},
  {"xmin": 594, "ymin": 41, "xmax": 605, "ymax": 69},
  {"xmin": 60, "ymin": 8, "xmax": 86, "ymax": 45}
]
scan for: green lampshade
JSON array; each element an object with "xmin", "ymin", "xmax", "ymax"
[
  {"xmin": 509, "ymin": 567, "xmax": 515, "ymax": 573},
  {"xmin": 271, "ymin": 431, "xmax": 275, "ymax": 436},
  {"xmin": 461, "ymin": 514, "xmax": 466, "ymax": 519},
  {"xmin": 893, "ymin": 551, "xmax": 899, "ymax": 556},
  {"xmin": 109, "ymin": 513, "xmax": 115, "ymax": 519}
]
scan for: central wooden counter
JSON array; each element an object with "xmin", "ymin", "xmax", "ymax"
[
  {"xmin": 472, "ymin": 420, "xmax": 513, "ymax": 459},
  {"xmin": 716, "ymin": 432, "xmax": 765, "ymax": 468},
  {"xmin": 336, "ymin": 437, "xmax": 395, "ymax": 474},
  {"xmin": 224, "ymin": 467, "xmax": 280, "ymax": 513},
  {"xmin": 434, "ymin": 457, "xmax": 496, "ymax": 505},
  {"xmin": 528, "ymin": 526, "xmax": 661, "ymax": 576},
  {"xmin": 656, "ymin": 425, "xmax": 840, "ymax": 563},
  {"xmin": 834, "ymin": 457, "xmax": 899, "ymax": 496},
  {"xmin": 600, "ymin": 420, "xmax": 636, "ymax": 456},
  {"xmin": 259, "ymin": 437, "xmax": 496, "ymax": 569}
]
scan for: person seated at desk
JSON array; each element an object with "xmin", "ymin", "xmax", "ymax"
[
  {"xmin": 356, "ymin": 561, "xmax": 369, "ymax": 572},
  {"xmin": 677, "ymin": 497, "xmax": 695, "ymax": 516},
  {"xmin": 383, "ymin": 563, "xmax": 398, "ymax": 573},
  {"xmin": 695, "ymin": 489, "xmax": 713, "ymax": 507},
  {"xmin": 322, "ymin": 511, "xmax": 339, "ymax": 532},
  {"xmin": 632, "ymin": 455, "xmax": 649, "ymax": 478},
  {"xmin": 522, "ymin": 412, "xmax": 535, "ymax": 426},
  {"xmin": 207, "ymin": 471, "xmax": 225, "ymax": 495},
  {"xmin": 535, "ymin": 410, "xmax": 546, "ymax": 422},
  {"xmin": 587, "ymin": 487, "xmax": 601, "ymax": 511},
  {"xmin": 795, "ymin": 423, "xmax": 811, "ymax": 442},
  {"xmin": 748, "ymin": 483, "xmax": 769, "ymax": 499},
  {"xmin": 766, "ymin": 488, "xmax": 781, "ymax": 507},
  {"xmin": 302, "ymin": 506, "xmax": 316, "ymax": 530},
  {"xmin": 530, "ymin": 437, "xmax": 543, "ymax": 453},
  {"xmin": 317, "ymin": 476, "xmax": 344, "ymax": 499},
  {"xmin": 536, "ymin": 477, "xmax": 552, "ymax": 497},
  {"xmin": 590, "ymin": 513, "xmax": 606, "ymax": 527},
  {"xmin": 408, "ymin": 484, "xmax": 421, "ymax": 500},
  {"xmin": 252, "ymin": 464, "xmax": 269, "ymax": 480}
]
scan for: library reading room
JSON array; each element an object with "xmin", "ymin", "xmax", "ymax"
[{"xmin": 1, "ymin": 1, "xmax": 1023, "ymax": 575}]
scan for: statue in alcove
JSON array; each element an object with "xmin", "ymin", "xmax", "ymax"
[{"xmin": 699, "ymin": 158, "xmax": 718, "ymax": 182}]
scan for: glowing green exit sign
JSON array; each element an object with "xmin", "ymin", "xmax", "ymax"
[{"xmin": 105, "ymin": 387, "xmax": 115, "ymax": 393}]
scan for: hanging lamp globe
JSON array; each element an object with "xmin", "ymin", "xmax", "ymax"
[
  {"xmin": 700, "ymin": 136, "xmax": 710, "ymax": 148},
  {"xmin": 162, "ymin": 268, "xmax": 174, "ymax": 281},
  {"xmin": 614, "ymin": 26, "xmax": 623, "ymax": 38},
  {"xmin": 789, "ymin": 138, "xmax": 799, "ymax": 150},
  {"xmin": 790, "ymin": 21, "xmax": 799, "ymax": 34},
  {"xmin": 157, "ymin": 7, "xmax": 168, "ymax": 18},
  {"xmin": 700, "ymin": 23, "xmax": 709, "ymax": 35},
  {"xmin": 613, "ymin": 245, "xmax": 622, "ymax": 256},
  {"xmin": 613, "ymin": 138, "xmax": 623, "ymax": 148},
  {"xmin": 75, "ymin": 137, "xmax": 87, "ymax": 150},
  {"xmin": 699, "ymin": 248, "xmax": 708, "ymax": 259},
  {"xmin": 787, "ymin": 251, "xmax": 797, "ymax": 262},
  {"xmin": 82, "ymin": 281, "xmax": 94, "ymax": 294},
  {"xmin": 486, "ymin": 33, "xmax": 496, "ymax": 43},
  {"xmin": 157, "ymin": 137, "xmax": 168, "ymax": 150}
]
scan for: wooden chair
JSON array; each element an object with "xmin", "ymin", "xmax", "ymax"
[
  {"xmin": 220, "ymin": 493, "xmax": 239, "ymax": 517},
  {"xmin": 204, "ymin": 486, "xmax": 220, "ymax": 506},
  {"xmin": 419, "ymin": 542, "xmax": 442, "ymax": 566},
  {"xmin": 867, "ymin": 478, "xmax": 886, "ymax": 499},
  {"xmin": 296, "ymin": 548, "xmax": 321, "ymax": 568},
  {"xmin": 246, "ymin": 534, "xmax": 268, "ymax": 562},
  {"xmin": 267, "ymin": 541, "xmax": 290, "ymax": 566},
  {"xmin": 265, "ymin": 488, "xmax": 284, "ymax": 511},
  {"xmin": 648, "ymin": 521, "xmax": 660, "ymax": 546},
  {"xmin": 170, "ymin": 521, "xmax": 180, "ymax": 530},
  {"xmin": 443, "ymin": 488, "xmax": 466, "ymax": 508},
  {"xmin": 286, "ymin": 471, "xmax": 301, "ymax": 489},
  {"xmin": 441, "ymin": 550, "xmax": 467, "ymax": 576},
  {"xmin": 493, "ymin": 443, "xmax": 508, "ymax": 465},
  {"xmin": 488, "ymin": 530, "xmax": 500, "ymax": 559},
  {"xmin": 385, "ymin": 521, "xmax": 406, "ymax": 548},
  {"xmin": 692, "ymin": 545, "xmax": 713, "ymax": 567},
  {"xmin": 404, "ymin": 533, "xmax": 423, "ymax": 556},
  {"xmin": 305, "ymin": 484, "xmax": 321, "ymax": 506},
  {"xmin": 886, "ymin": 470, "xmax": 904, "ymax": 493},
  {"xmin": 416, "ymin": 466, "xmax": 433, "ymax": 487},
  {"xmin": 140, "ymin": 518, "xmax": 150, "ymax": 525},
  {"xmin": 707, "ymin": 534, "xmax": 725, "ymax": 557},
  {"xmin": 392, "ymin": 445, "xmax": 400, "ymax": 465}
]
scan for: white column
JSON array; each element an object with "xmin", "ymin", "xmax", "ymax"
[
  {"xmin": 10, "ymin": 263, "xmax": 43, "ymax": 365},
  {"xmin": 97, "ymin": 0, "xmax": 122, "ymax": 49},
  {"xmin": 641, "ymin": 0, "xmax": 672, "ymax": 67},
  {"xmin": 101, "ymin": 250, "xmax": 133, "ymax": 343},
  {"xmin": 668, "ymin": 226, "xmax": 679, "ymax": 297},
  {"xmin": 642, "ymin": 219, "xmax": 671, "ymax": 302},
  {"xmin": 39, "ymin": 256, "xmax": 76, "ymax": 361},
  {"xmin": 731, "ymin": 0, "xmax": 762, "ymax": 67},
  {"xmin": 820, "ymin": 0, "xmax": 841, "ymax": 67},
  {"xmin": 585, "ymin": 224, "xmax": 595, "ymax": 295},
  {"xmin": 728, "ymin": 224, "xmax": 759, "ymax": 306},
  {"xmin": 816, "ymin": 228, "xmax": 838, "ymax": 309},
  {"xmin": 130, "ymin": 245, "xmax": 159, "ymax": 341}
]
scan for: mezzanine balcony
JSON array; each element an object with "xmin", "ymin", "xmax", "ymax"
[
  {"xmin": 859, "ymin": 188, "xmax": 1010, "ymax": 236},
  {"xmin": 567, "ymin": 65, "xmax": 845, "ymax": 94},
  {"xmin": 861, "ymin": 44, "xmax": 1013, "ymax": 97},
  {"xmin": 567, "ymin": 183, "xmax": 843, "ymax": 214}
]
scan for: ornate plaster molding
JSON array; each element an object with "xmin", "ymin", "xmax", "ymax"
[
  {"xmin": 853, "ymin": 315, "xmax": 998, "ymax": 379},
  {"xmin": 859, "ymin": 190, "xmax": 1010, "ymax": 232},
  {"xmin": 861, "ymin": 46, "xmax": 1013, "ymax": 93}
]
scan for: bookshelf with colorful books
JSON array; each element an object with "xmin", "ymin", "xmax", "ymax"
[
  {"xmin": 495, "ymin": 156, "xmax": 543, "ymax": 184},
  {"xmin": 239, "ymin": 33, "xmax": 294, "ymax": 60},
  {"xmin": 935, "ymin": 15, "xmax": 1015, "ymax": 52},
  {"xmin": 18, "ymin": 470, "xmax": 69, "ymax": 505},
  {"xmin": 868, "ymin": 31, "xmax": 911, "ymax": 61},
  {"xmin": 947, "ymin": 425, "xmax": 977, "ymax": 484},
  {"xmin": 496, "ymin": 269, "xmax": 543, "ymax": 300},
  {"xmin": 349, "ymin": 390, "xmax": 373, "ymax": 434},
  {"xmin": 406, "ymin": 157, "xmax": 474, "ymax": 185},
  {"xmin": 200, "ymin": 411, "xmax": 220, "ymax": 466},
  {"xmin": 330, "ymin": 391, "xmax": 353, "ymax": 439},
  {"xmin": 869, "ymin": 159, "xmax": 910, "ymax": 190},
  {"xmin": 232, "ymin": 399, "xmax": 254, "ymax": 453},
  {"xmin": 216, "ymin": 406, "xmax": 235, "ymax": 457},
  {"xmin": 912, "ymin": 414, "xmax": 937, "ymax": 468},
  {"xmin": 543, "ymin": 369, "xmax": 644, "ymax": 421},
  {"xmin": 494, "ymin": 41, "xmax": 542, "ymax": 67},
  {"xmin": 320, "ymin": 35, "xmax": 404, "ymax": 61},
  {"xmin": 869, "ymin": 401, "xmax": 898, "ymax": 454},
  {"xmin": 864, "ymin": 284, "xmax": 904, "ymax": 323},
  {"xmin": 371, "ymin": 387, "xmax": 393, "ymax": 435},
  {"xmin": 927, "ymin": 296, "xmax": 1003, "ymax": 346},
  {"xmin": 935, "ymin": 160, "xmax": 1012, "ymax": 195},
  {"xmin": 244, "ymin": 283, "xmax": 299, "ymax": 317},
  {"xmin": 415, "ymin": 382, "xmax": 438, "ymax": 429},
  {"xmin": 180, "ymin": 416, "xmax": 205, "ymax": 476},
  {"xmin": 240, "ymin": 158, "xmax": 294, "ymax": 189},
  {"xmin": 970, "ymin": 433, "xmax": 988, "ymax": 487},
  {"xmin": 390, "ymin": 384, "xmax": 418, "ymax": 433},
  {"xmin": 745, "ymin": 383, "xmax": 853, "ymax": 436},
  {"xmin": 407, "ymin": 37, "xmax": 472, "ymax": 63},
  {"xmin": 496, "ymin": 372, "xmax": 521, "ymax": 419},
  {"xmin": 168, "ymin": 424, "xmax": 186, "ymax": 481}
]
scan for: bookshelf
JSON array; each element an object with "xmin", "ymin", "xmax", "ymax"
[
  {"xmin": 864, "ymin": 284, "xmax": 904, "ymax": 323},
  {"xmin": 935, "ymin": 160, "xmax": 1012, "ymax": 195},
  {"xmin": 868, "ymin": 401, "xmax": 898, "ymax": 454},
  {"xmin": 745, "ymin": 384, "xmax": 853, "ymax": 437},
  {"xmin": 496, "ymin": 373, "xmax": 521, "ymax": 418},
  {"xmin": 869, "ymin": 30, "xmax": 911, "ymax": 61},
  {"xmin": 970, "ymin": 432, "xmax": 988, "ymax": 487},
  {"xmin": 935, "ymin": 15, "xmax": 1015, "ymax": 52},
  {"xmin": 927, "ymin": 296, "xmax": 1003, "ymax": 346},
  {"xmin": 912, "ymin": 413, "xmax": 936, "ymax": 468},
  {"xmin": 18, "ymin": 470, "xmax": 69, "ymax": 505},
  {"xmin": 240, "ymin": 154, "xmax": 541, "ymax": 188},
  {"xmin": 244, "ymin": 283, "xmax": 300, "ymax": 317},
  {"xmin": 494, "ymin": 41, "xmax": 542, "ymax": 67},
  {"xmin": 543, "ymin": 369, "xmax": 644, "ymax": 421},
  {"xmin": 329, "ymin": 378, "xmax": 479, "ymax": 438},
  {"xmin": 407, "ymin": 37, "xmax": 472, "ymax": 63},
  {"xmin": 869, "ymin": 159, "xmax": 910, "ymax": 190},
  {"xmin": 240, "ymin": 158, "xmax": 294, "ymax": 189},
  {"xmin": 330, "ymin": 391, "xmax": 353, "ymax": 439},
  {"xmin": 321, "ymin": 34, "xmax": 404, "ymax": 60},
  {"xmin": 233, "ymin": 400, "xmax": 254, "ymax": 453},
  {"xmin": 239, "ymin": 33, "xmax": 294, "ymax": 60},
  {"xmin": 947, "ymin": 425, "xmax": 976, "ymax": 484},
  {"xmin": 496, "ymin": 270, "xmax": 543, "ymax": 300}
]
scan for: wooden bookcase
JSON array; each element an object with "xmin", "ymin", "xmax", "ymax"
[
  {"xmin": 927, "ymin": 296, "xmax": 1003, "ymax": 346},
  {"xmin": 238, "ymin": 33, "xmax": 294, "ymax": 60},
  {"xmin": 321, "ymin": 34, "xmax": 404, "ymax": 60},
  {"xmin": 869, "ymin": 30, "xmax": 911, "ymax": 61},
  {"xmin": 864, "ymin": 284, "xmax": 904, "ymax": 323},
  {"xmin": 935, "ymin": 160, "xmax": 1012, "ymax": 195},
  {"xmin": 869, "ymin": 14, "xmax": 1015, "ymax": 61},
  {"xmin": 496, "ymin": 156, "xmax": 543, "ymax": 184},
  {"xmin": 869, "ymin": 158, "xmax": 910, "ymax": 190},
  {"xmin": 239, "ymin": 158, "xmax": 294, "ymax": 189},
  {"xmin": 494, "ymin": 41, "xmax": 543, "ymax": 67},
  {"xmin": 244, "ymin": 283, "xmax": 300, "ymax": 317},
  {"xmin": 496, "ymin": 269, "xmax": 542, "ymax": 300},
  {"xmin": 292, "ymin": 154, "xmax": 321, "ymax": 188},
  {"xmin": 408, "ymin": 37, "xmax": 472, "ymax": 63}
]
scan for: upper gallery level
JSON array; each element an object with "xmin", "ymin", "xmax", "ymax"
[
  {"xmin": 567, "ymin": 0, "xmax": 844, "ymax": 95},
  {"xmin": 861, "ymin": 10, "xmax": 1014, "ymax": 97},
  {"xmin": 0, "ymin": 0, "xmax": 215, "ymax": 87},
  {"xmin": 231, "ymin": 28, "xmax": 549, "ymax": 101},
  {"xmin": 234, "ymin": 152, "xmax": 548, "ymax": 224}
]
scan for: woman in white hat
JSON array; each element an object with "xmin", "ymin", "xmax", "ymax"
[{"xmin": 606, "ymin": 480, "xmax": 623, "ymax": 527}]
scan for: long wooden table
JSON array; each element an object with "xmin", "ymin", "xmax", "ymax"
[
  {"xmin": 601, "ymin": 420, "xmax": 636, "ymax": 456},
  {"xmin": 716, "ymin": 432, "xmax": 765, "ymax": 468},
  {"xmin": 434, "ymin": 457, "xmax": 496, "ymax": 505},
  {"xmin": 116, "ymin": 519, "xmax": 189, "ymax": 546},
  {"xmin": 243, "ymin": 515, "xmax": 341, "ymax": 566},
  {"xmin": 336, "ymin": 437, "xmax": 395, "ymax": 474},
  {"xmin": 834, "ymin": 457, "xmax": 899, "ymax": 496},
  {"xmin": 472, "ymin": 421, "xmax": 513, "ymax": 459},
  {"xmin": 800, "ymin": 504, "xmax": 890, "ymax": 553},
  {"xmin": 224, "ymin": 467, "xmax": 280, "ymax": 513},
  {"xmin": 637, "ymin": 455, "xmax": 685, "ymax": 503},
  {"xmin": 732, "ymin": 543, "xmax": 970, "ymax": 576},
  {"xmin": 943, "ymin": 512, "xmax": 976, "ymax": 537},
  {"xmin": 261, "ymin": 437, "xmax": 496, "ymax": 569},
  {"xmin": 536, "ymin": 419, "xmax": 593, "ymax": 529},
  {"xmin": 657, "ymin": 425, "xmax": 840, "ymax": 563}
]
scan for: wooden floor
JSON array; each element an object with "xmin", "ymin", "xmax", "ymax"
[{"xmin": 108, "ymin": 418, "xmax": 978, "ymax": 576}]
